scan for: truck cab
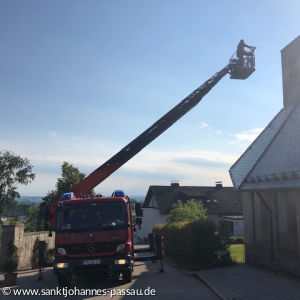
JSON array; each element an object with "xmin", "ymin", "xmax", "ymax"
[{"xmin": 52, "ymin": 190, "xmax": 140, "ymax": 286}]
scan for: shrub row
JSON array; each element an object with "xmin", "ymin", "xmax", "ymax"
[{"xmin": 153, "ymin": 220, "xmax": 234, "ymax": 270}]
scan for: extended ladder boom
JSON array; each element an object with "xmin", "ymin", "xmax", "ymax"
[
  {"xmin": 48, "ymin": 48, "xmax": 256, "ymax": 228},
  {"xmin": 69, "ymin": 64, "xmax": 231, "ymax": 197}
]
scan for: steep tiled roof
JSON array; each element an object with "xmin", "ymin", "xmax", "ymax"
[
  {"xmin": 230, "ymin": 102, "xmax": 300, "ymax": 190},
  {"xmin": 144, "ymin": 185, "xmax": 242, "ymax": 216}
]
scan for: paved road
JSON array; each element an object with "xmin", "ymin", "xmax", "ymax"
[{"xmin": 0, "ymin": 260, "xmax": 220, "ymax": 300}]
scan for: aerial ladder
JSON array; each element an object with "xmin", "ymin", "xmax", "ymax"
[{"xmin": 47, "ymin": 47, "xmax": 256, "ymax": 228}]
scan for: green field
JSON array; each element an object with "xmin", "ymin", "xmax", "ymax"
[{"xmin": 229, "ymin": 244, "xmax": 245, "ymax": 263}]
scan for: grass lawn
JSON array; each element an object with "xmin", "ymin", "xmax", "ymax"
[{"xmin": 229, "ymin": 244, "xmax": 245, "ymax": 263}]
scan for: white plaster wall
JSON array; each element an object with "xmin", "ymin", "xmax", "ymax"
[
  {"xmin": 136, "ymin": 208, "xmax": 167, "ymax": 242},
  {"xmin": 233, "ymin": 220, "xmax": 244, "ymax": 237}
]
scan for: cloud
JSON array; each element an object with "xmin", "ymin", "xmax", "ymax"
[
  {"xmin": 45, "ymin": 132, "xmax": 105, "ymax": 152},
  {"xmin": 215, "ymin": 130, "xmax": 223, "ymax": 135},
  {"xmin": 199, "ymin": 122, "xmax": 222, "ymax": 135},
  {"xmin": 95, "ymin": 142, "xmax": 104, "ymax": 147},
  {"xmin": 15, "ymin": 147, "xmax": 238, "ymax": 196},
  {"xmin": 200, "ymin": 122, "xmax": 211, "ymax": 129},
  {"xmin": 229, "ymin": 128, "xmax": 264, "ymax": 145},
  {"xmin": 125, "ymin": 149, "xmax": 239, "ymax": 172},
  {"xmin": 10, "ymin": 133, "xmax": 241, "ymax": 196},
  {"xmin": 48, "ymin": 131, "xmax": 58, "ymax": 137},
  {"xmin": 0, "ymin": 141, "xmax": 25, "ymax": 152}
]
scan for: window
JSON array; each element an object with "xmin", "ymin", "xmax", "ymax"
[{"xmin": 56, "ymin": 202, "xmax": 126, "ymax": 232}]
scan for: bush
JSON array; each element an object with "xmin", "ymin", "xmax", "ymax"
[
  {"xmin": 168, "ymin": 199, "xmax": 207, "ymax": 223},
  {"xmin": 153, "ymin": 220, "xmax": 234, "ymax": 270},
  {"xmin": 4, "ymin": 239, "xmax": 19, "ymax": 273},
  {"xmin": 152, "ymin": 223, "xmax": 164, "ymax": 233}
]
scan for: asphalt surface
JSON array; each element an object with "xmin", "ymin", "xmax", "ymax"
[
  {"xmin": 1, "ymin": 263, "xmax": 300, "ymax": 299},
  {"xmin": 0, "ymin": 260, "xmax": 219, "ymax": 300}
]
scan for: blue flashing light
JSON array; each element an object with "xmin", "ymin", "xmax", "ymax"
[
  {"xmin": 113, "ymin": 190, "xmax": 125, "ymax": 197},
  {"xmin": 61, "ymin": 192, "xmax": 74, "ymax": 200}
]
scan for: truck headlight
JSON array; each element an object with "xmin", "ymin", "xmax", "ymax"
[
  {"xmin": 116, "ymin": 244, "xmax": 125, "ymax": 251},
  {"xmin": 56, "ymin": 262, "xmax": 69, "ymax": 268},
  {"xmin": 115, "ymin": 259, "xmax": 128, "ymax": 265},
  {"xmin": 57, "ymin": 248, "xmax": 67, "ymax": 255}
]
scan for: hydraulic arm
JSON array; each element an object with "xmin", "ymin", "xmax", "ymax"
[
  {"xmin": 68, "ymin": 64, "xmax": 231, "ymax": 197},
  {"xmin": 47, "ymin": 50, "xmax": 256, "ymax": 228}
]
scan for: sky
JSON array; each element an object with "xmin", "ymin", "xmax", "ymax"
[{"xmin": 1, "ymin": 0, "xmax": 299, "ymax": 197}]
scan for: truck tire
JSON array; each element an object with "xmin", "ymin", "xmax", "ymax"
[
  {"xmin": 57, "ymin": 273, "xmax": 72, "ymax": 287},
  {"xmin": 122, "ymin": 270, "xmax": 132, "ymax": 283}
]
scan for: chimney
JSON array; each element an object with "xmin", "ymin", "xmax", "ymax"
[
  {"xmin": 215, "ymin": 181, "xmax": 222, "ymax": 189},
  {"xmin": 171, "ymin": 180, "xmax": 180, "ymax": 187}
]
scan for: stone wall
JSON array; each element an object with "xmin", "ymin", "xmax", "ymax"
[{"xmin": 0, "ymin": 225, "xmax": 55, "ymax": 270}]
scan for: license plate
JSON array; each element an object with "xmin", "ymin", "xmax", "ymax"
[{"xmin": 83, "ymin": 259, "xmax": 101, "ymax": 265}]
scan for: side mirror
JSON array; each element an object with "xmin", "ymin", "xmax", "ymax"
[
  {"xmin": 136, "ymin": 217, "xmax": 142, "ymax": 225},
  {"xmin": 135, "ymin": 203, "xmax": 143, "ymax": 217}
]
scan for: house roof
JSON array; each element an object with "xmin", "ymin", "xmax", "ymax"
[
  {"xmin": 230, "ymin": 101, "xmax": 300, "ymax": 191},
  {"xmin": 144, "ymin": 184, "xmax": 243, "ymax": 216}
]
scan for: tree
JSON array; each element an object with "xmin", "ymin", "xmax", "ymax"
[
  {"xmin": 168, "ymin": 199, "xmax": 207, "ymax": 223},
  {"xmin": 4, "ymin": 202, "xmax": 32, "ymax": 217},
  {"xmin": 42, "ymin": 161, "xmax": 86, "ymax": 205},
  {"xmin": 29, "ymin": 162, "xmax": 86, "ymax": 232},
  {"xmin": 0, "ymin": 150, "xmax": 35, "ymax": 218},
  {"xmin": 25, "ymin": 205, "xmax": 41, "ymax": 232}
]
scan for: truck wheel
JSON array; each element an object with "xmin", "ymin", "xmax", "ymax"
[
  {"xmin": 122, "ymin": 270, "xmax": 132, "ymax": 283},
  {"xmin": 57, "ymin": 273, "xmax": 72, "ymax": 287}
]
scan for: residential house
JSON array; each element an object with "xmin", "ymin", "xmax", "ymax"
[
  {"xmin": 136, "ymin": 181, "xmax": 243, "ymax": 242},
  {"xmin": 229, "ymin": 36, "xmax": 300, "ymax": 275}
]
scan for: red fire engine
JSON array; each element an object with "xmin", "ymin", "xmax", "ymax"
[{"xmin": 45, "ymin": 48, "xmax": 256, "ymax": 287}]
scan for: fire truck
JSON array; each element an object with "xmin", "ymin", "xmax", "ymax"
[
  {"xmin": 45, "ymin": 48, "xmax": 256, "ymax": 287},
  {"xmin": 51, "ymin": 190, "xmax": 140, "ymax": 286}
]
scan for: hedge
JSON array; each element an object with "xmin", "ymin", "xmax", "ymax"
[{"xmin": 153, "ymin": 220, "xmax": 234, "ymax": 269}]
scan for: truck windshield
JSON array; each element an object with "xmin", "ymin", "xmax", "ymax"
[{"xmin": 56, "ymin": 202, "xmax": 126, "ymax": 232}]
